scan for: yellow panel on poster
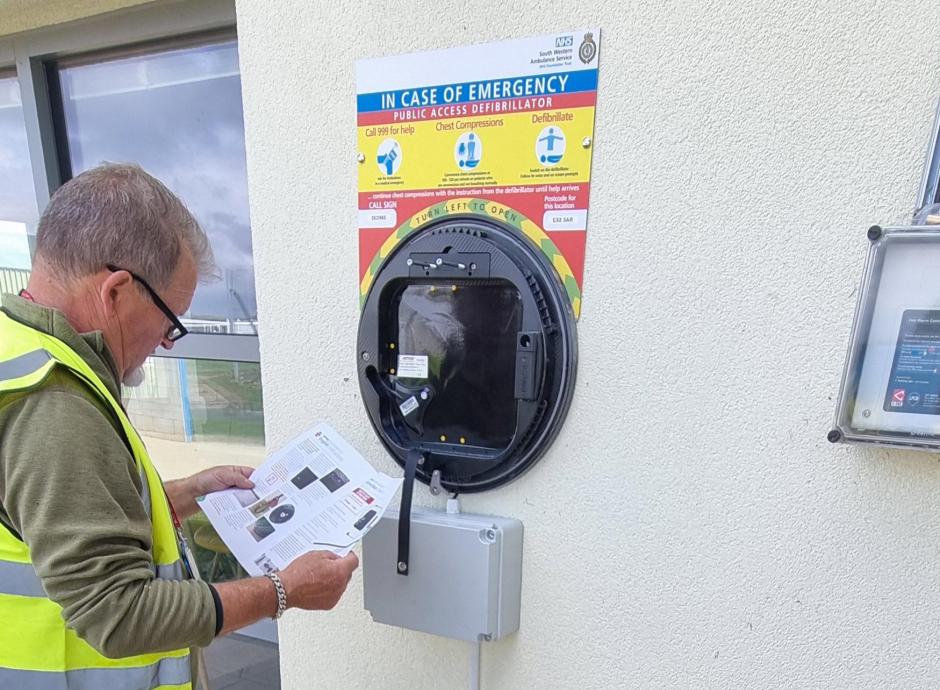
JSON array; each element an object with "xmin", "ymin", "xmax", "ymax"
[{"xmin": 358, "ymin": 107, "xmax": 596, "ymax": 192}]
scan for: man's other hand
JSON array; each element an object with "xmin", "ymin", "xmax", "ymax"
[
  {"xmin": 279, "ymin": 550, "xmax": 360, "ymax": 611},
  {"xmin": 165, "ymin": 465, "xmax": 256, "ymax": 520},
  {"xmin": 190, "ymin": 465, "xmax": 255, "ymax": 497}
]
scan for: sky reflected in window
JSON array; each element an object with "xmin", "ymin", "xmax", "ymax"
[
  {"xmin": 0, "ymin": 74, "xmax": 38, "ymax": 270},
  {"xmin": 58, "ymin": 41, "xmax": 256, "ymax": 325}
]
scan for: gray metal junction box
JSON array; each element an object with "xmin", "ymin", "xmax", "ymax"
[{"xmin": 362, "ymin": 508, "xmax": 523, "ymax": 641}]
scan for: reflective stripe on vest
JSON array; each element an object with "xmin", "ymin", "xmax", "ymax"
[
  {"xmin": 0, "ymin": 560, "xmax": 46, "ymax": 597},
  {"xmin": 0, "ymin": 348, "xmax": 52, "ymax": 383},
  {"xmin": 0, "ymin": 654, "xmax": 191, "ymax": 690},
  {"xmin": 0, "ymin": 310, "xmax": 192, "ymax": 689},
  {"xmin": 0, "ymin": 594, "xmax": 190, "ymax": 681},
  {"xmin": 156, "ymin": 560, "xmax": 186, "ymax": 580},
  {"xmin": 0, "ymin": 554, "xmax": 185, "ymax": 601}
]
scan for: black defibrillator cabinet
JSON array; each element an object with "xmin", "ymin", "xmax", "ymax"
[{"xmin": 357, "ymin": 216, "xmax": 578, "ymax": 494}]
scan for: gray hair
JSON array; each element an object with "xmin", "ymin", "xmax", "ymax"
[{"xmin": 35, "ymin": 163, "xmax": 215, "ymax": 289}]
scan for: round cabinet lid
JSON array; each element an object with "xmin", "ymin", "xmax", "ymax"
[{"xmin": 358, "ymin": 216, "xmax": 577, "ymax": 492}]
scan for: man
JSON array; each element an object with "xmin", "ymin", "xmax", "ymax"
[{"xmin": 0, "ymin": 164, "xmax": 359, "ymax": 689}]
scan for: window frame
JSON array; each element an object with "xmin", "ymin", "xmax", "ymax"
[
  {"xmin": 919, "ymin": 92, "xmax": 940, "ymax": 212},
  {"xmin": 0, "ymin": 0, "xmax": 258, "ymax": 363}
]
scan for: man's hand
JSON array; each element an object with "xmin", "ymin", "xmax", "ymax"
[
  {"xmin": 279, "ymin": 551, "xmax": 360, "ymax": 611},
  {"xmin": 215, "ymin": 550, "xmax": 360, "ymax": 635},
  {"xmin": 164, "ymin": 465, "xmax": 255, "ymax": 520},
  {"xmin": 188, "ymin": 465, "xmax": 255, "ymax": 497}
]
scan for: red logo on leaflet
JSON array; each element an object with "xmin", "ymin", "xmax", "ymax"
[
  {"xmin": 354, "ymin": 488, "xmax": 375, "ymax": 504},
  {"xmin": 890, "ymin": 389, "xmax": 906, "ymax": 407}
]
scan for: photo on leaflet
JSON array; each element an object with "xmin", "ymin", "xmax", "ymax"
[
  {"xmin": 269, "ymin": 504, "xmax": 295, "ymax": 524},
  {"xmin": 232, "ymin": 488, "xmax": 260, "ymax": 508},
  {"xmin": 254, "ymin": 554, "xmax": 279, "ymax": 574},
  {"xmin": 291, "ymin": 467, "xmax": 318, "ymax": 490},
  {"xmin": 320, "ymin": 468, "xmax": 349, "ymax": 493},
  {"xmin": 249, "ymin": 492, "xmax": 285, "ymax": 518},
  {"xmin": 248, "ymin": 517, "xmax": 276, "ymax": 542},
  {"xmin": 353, "ymin": 509, "xmax": 377, "ymax": 531},
  {"xmin": 346, "ymin": 509, "xmax": 378, "ymax": 540}
]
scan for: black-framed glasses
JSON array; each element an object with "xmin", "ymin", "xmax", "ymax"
[{"xmin": 106, "ymin": 264, "xmax": 189, "ymax": 342}]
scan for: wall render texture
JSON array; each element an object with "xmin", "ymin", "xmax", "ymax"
[{"xmin": 236, "ymin": 1, "xmax": 940, "ymax": 687}]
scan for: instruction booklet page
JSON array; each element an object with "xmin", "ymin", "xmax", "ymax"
[{"xmin": 196, "ymin": 423, "xmax": 402, "ymax": 576}]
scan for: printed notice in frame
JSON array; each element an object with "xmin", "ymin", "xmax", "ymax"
[
  {"xmin": 196, "ymin": 423, "xmax": 402, "ymax": 576},
  {"xmin": 356, "ymin": 29, "xmax": 602, "ymax": 319},
  {"xmin": 397, "ymin": 354, "xmax": 428, "ymax": 379}
]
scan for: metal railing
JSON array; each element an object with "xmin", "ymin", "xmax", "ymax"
[{"xmin": 0, "ymin": 268, "xmax": 30, "ymax": 296}]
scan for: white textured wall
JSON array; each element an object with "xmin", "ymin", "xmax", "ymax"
[{"xmin": 236, "ymin": 1, "xmax": 940, "ymax": 687}]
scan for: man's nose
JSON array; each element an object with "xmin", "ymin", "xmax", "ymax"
[{"xmin": 161, "ymin": 337, "xmax": 175, "ymax": 351}]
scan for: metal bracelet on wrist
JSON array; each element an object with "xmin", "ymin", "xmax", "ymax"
[{"xmin": 265, "ymin": 572, "xmax": 287, "ymax": 619}]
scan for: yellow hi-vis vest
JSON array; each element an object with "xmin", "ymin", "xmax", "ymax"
[{"xmin": 0, "ymin": 308, "xmax": 193, "ymax": 690}]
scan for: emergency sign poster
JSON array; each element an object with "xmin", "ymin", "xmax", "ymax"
[{"xmin": 356, "ymin": 29, "xmax": 601, "ymax": 318}]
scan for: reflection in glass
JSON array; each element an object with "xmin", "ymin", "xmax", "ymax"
[
  {"xmin": 0, "ymin": 74, "xmax": 38, "ymax": 280},
  {"xmin": 126, "ymin": 356, "xmax": 265, "ymax": 448},
  {"xmin": 125, "ymin": 355, "xmax": 264, "ymax": 585},
  {"xmin": 394, "ymin": 281, "xmax": 522, "ymax": 449},
  {"xmin": 126, "ymin": 356, "xmax": 264, "ymax": 584},
  {"xmin": 56, "ymin": 41, "xmax": 256, "ymax": 331},
  {"xmin": 183, "ymin": 512, "xmax": 248, "ymax": 584}
]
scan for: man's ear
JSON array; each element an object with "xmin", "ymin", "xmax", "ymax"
[{"xmin": 99, "ymin": 268, "xmax": 134, "ymax": 317}]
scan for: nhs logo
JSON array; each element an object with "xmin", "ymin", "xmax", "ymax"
[{"xmin": 555, "ymin": 35, "xmax": 573, "ymax": 48}]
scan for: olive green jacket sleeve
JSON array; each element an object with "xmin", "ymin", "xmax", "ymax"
[{"xmin": 0, "ymin": 380, "xmax": 217, "ymax": 658}]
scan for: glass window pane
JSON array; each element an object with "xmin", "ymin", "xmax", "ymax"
[
  {"xmin": 0, "ymin": 73, "xmax": 38, "ymax": 290},
  {"xmin": 126, "ymin": 356, "xmax": 265, "ymax": 457},
  {"xmin": 126, "ymin": 355, "xmax": 264, "ymax": 584},
  {"xmin": 56, "ymin": 41, "xmax": 256, "ymax": 332}
]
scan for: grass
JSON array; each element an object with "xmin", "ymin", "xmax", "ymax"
[
  {"xmin": 186, "ymin": 360, "xmax": 265, "ymax": 443},
  {"xmin": 193, "ymin": 416, "xmax": 265, "ymax": 444}
]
